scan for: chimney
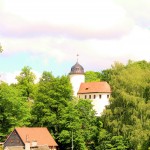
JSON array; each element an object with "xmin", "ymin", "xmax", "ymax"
[
  {"xmin": 25, "ymin": 135, "xmax": 30, "ymax": 150},
  {"xmin": 31, "ymin": 141, "xmax": 37, "ymax": 147},
  {"xmin": 25, "ymin": 142, "xmax": 30, "ymax": 150}
]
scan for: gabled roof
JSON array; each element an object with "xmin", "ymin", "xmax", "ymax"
[
  {"xmin": 15, "ymin": 127, "xmax": 58, "ymax": 147},
  {"xmin": 78, "ymin": 81, "xmax": 111, "ymax": 94}
]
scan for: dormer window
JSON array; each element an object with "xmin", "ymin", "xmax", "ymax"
[
  {"xmin": 85, "ymin": 88, "xmax": 88, "ymax": 90},
  {"xmin": 76, "ymin": 67, "xmax": 79, "ymax": 71}
]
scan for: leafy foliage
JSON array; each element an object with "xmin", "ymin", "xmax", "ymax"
[
  {"xmin": 31, "ymin": 72, "xmax": 73, "ymax": 136},
  {"xmin": 58, "ymin": 99, "xmax": 97, "ymax": 150},
  {"xmin": 0, "ymin": 82, "xmax": 31, "ymax": 141},
  {"xmin": 1, "ymin": 60, "xmax": 150, "ymax": 150},
  {"xmin": 85, "ymin": 71, "xmax": 101, "ymax": 82},
  {"xmin": 0, "ymin": 44, "xmax": 3, "ymax": 53},
  {"xmin": 15, "ymin": 66, "xmax": 36, "ymax": 100},
  {"xmin": 102, "ymin": 60, "xmax": 150, "ymax": 150}
]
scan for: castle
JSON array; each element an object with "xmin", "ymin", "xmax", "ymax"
[{"xmin": 69, "ymin": 61, "xmax": 111, "ymax": 116}]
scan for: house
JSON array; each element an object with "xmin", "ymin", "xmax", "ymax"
[
  {"xmin": 4, "ymin": 127, "xmax": 58, "ymax": 150},
  {"xmin": 69, "ymin": 61, "xmax": 111, "ymax": 116}
]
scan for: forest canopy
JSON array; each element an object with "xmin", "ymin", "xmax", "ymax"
[{"xmin": 0, "ymin": 60, "xmax": 150, "ymax": 150}]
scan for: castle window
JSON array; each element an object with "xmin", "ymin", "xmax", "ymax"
[
  {"xmin": 99, "ymin": 95, "xmax": 102, "ymax": 99},
  {"xmin": 76, "ymin": 67, "xmax": 79, "ymax": 72},
  {"xmin": 89, "ymin": 95, "xmax": 91, "ymax": 99},
  {"xmin": 94, "ymin": 95, "xmax": 96, "ymax": 99}
]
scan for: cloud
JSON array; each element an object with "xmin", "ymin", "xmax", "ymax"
[
  {"xmin": 0, "ymin": 71, "xmax": 19, "ymax": 84},
  {"xmin": 0, "ymin": 70, "xmax": 41, "ymax": 84},
  {"xmin": 0, "ymin": 0, "xmax": 134, "ymax": 39},
  {"xmin": 3, "ymin": 24, "xmax": 150, "ymax": 71},
  {"xmin": 115, "ymin": 0, "xmax": 150, "ymax": 28},
  {"xmin": 1, "ymin": 0, "xmax": 150, "ymax": 84}
]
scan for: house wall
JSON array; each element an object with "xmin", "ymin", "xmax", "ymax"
[
  {"xmin": 69, "ymin": 74, "xmax": 85, "ymax": 96},
  {"xmin": 78, "ymin": 93, "xmax": 110, "ymax": 116},
  {"xmin": 4, "ymin": 130, "xmax": 24, "ymax": 148},
  {"xmin": 49, "ymin": 147, "xmax": 57, "ymax": 150}
]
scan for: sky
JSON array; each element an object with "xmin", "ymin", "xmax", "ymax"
[{"xmin": 0, "ymin": 0, "xmax": 150, "ymax": 84}]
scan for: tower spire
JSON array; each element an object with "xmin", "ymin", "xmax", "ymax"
[{"xmin": 77, "ymin": 54, "xmax": 79, "ymax": 62}]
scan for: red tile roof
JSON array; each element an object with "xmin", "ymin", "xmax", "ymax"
[
  {"xmin": 78, "ymin": 81, "xmax": 111, "ymax": 94},
  {"xmin": 15, "ymin": 127, "xmax": 58, "ymax": 147}
]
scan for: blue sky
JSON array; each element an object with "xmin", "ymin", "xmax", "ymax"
[{"xmin": 0, "ymin": 0, "xmax": 150, "ymax": 83}]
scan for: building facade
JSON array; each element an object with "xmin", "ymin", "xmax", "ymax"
[
  {"xmin": 69, "ymin": 61, "xmax": 111, "ymax": 116},
  {"xmin": 4, "ymin": 128, "xmax": 58, "ymax": 150}
]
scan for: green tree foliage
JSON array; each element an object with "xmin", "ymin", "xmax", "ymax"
[
  {"xmin": 101, "ymin": 69, "xmax": 112, "ymax": 83},
  {"xmin": 16, "ymin": 66, "xmax": 36, "ymax": 100},
  {"xmin": 1, "ymin": 60, "xmax": 150, "ymax": 149},
  {"xmin": 31, "ymin": 72, "xmax": 73, "ymax": 137},
  {"xmin": 0, "ymin": 82, "xmax": 31, "ymax": 141},
  {"xmin": 85, "ymin": 71, "xmax": 101, "ymax": 82},
  {"xmin": 102, "ymin": 60, "xmax": 150, "ymax": 150},
  {"xmin": 31, "ymin": 71, "xmax": 98, "ymax": 149},
  {"xmin": 94, "ymin": 119, "xmax": 129, "ymax": 150},
  {"xmin": 59, "ymin": 99, "xmax": 97, "ymax": 150},
  {"xmin": 0, "ymin": 43, "xmax": 3, "ymax": 53}
]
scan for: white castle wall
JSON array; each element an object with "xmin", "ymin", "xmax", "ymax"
[
  {"xmin": 78, "ymin": 93, "xmax": 110, "ymax": 116},
  {"xmin": 69, "ymin": 74, "xmax": 85, "ymax": 96}
]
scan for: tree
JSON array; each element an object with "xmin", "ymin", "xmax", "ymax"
[
  {"xmin": 85, "ymin": 71, "xmax": 101, "ymax": 82},
  {"xmin": 31, "ymin": 72, "xmax": 73, "ymax": 138},
  {"xmin": 0, "ymin": 82, "xmax": 31, "ymax": 141},
  {"xmin": 31, "ymin": 71, "xmax": 98, "ymax": 149},
  {"xmin": 58, "ymin": 99, "xmax": 97, "ymax": 150},
  {"xmin": 102, "ymin": 60, "xmax": 150, "ymax": 150},
  {"xmin": 16, "ymin": 66, "xmax": 36, "ymax": 100},
  {"xmin": 0, "ymin": 43, "xmax": 3, "ymax": 53}
]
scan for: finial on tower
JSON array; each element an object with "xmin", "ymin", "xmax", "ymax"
[
  {"xmin": 77, "ymin": 54, "xmax": 79, "ymax": 62},
  {"xmin": 69, "ymin": 54, "xmax": 84, "ymax": 75}
]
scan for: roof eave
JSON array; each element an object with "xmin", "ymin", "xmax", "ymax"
[{"xmin": 78, "ymin": 91, "xmax": 112, "ymax": 94}]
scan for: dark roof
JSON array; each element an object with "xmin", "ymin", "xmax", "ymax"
[
  {"xmin": 15, "ymin": 127, "xmax": 58, "ymax": 147},
  {"xmin": 78, "ymin": 81, "xmax": 111, "ymax": 94},
  {"xmin": 69, "ymin": 62, "xmax": 84, "ymax": 75}
]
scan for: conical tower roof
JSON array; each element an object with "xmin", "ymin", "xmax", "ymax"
[{"xmin": 69, "ymin": 62, "xmax": 84, "ymax": 75}]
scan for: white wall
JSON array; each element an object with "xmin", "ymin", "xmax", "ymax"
[
  {"xmin": 78, "ymin": 93, "xmax": 110, "ymax": 116},
  {"xmin": 70, "ymin": 74, "xmax": 85, "ymax": 96}
]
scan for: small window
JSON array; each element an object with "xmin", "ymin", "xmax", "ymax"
[
  {"xmin": 89, "ymin": 95, "xmax": 91, "ymax": 99},
  {"xmin": 76, "ymin": 67, "xmax": 79, "ymax": 71},
  {"xmin": 94, "ymin": 95, "xmax": 96, "ymax": 99},
  {"xmin": 17, "ymin": 140, "xmax": 20, "ymax": 143},
  {"xmin": 99, "ymin": 95, "xmax": 102, "ymax": 99},
  {"xmin": 85, "ymin": 88, "xmax": 88, "ymax": 90},
  {"xmin": 79, "ymin": 95, "xmax": 80, "ymax": 99},
  {"xmin": 107, "ymin": 95, "xmax": 110, "ymax": 98},
  {"xmin": 10, "ymin": 140, "xmax": 13, "ymax": 143},
  {"xmin": 85, "ymin": 95, "xmax": 87, "ymax": 99}
]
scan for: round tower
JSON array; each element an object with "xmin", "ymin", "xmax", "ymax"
[{"xmin": 69, "ymin": 61, "xmax": 85, "ymax": 96}]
